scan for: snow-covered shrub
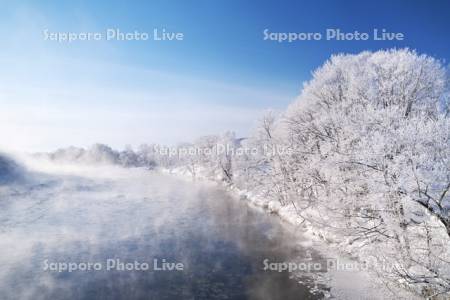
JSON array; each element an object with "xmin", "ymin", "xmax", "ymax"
[{"xmin": 35, "ymin": 143, "xmax": 156, "ymax": 168}]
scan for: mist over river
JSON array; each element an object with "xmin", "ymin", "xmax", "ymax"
[{"xmin": 0, "ymin": 161, "xmax": 331, "ymax": 300}]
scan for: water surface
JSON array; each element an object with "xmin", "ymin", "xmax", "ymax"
[{"xmin": 0, "ymin": 167, "xmax": 327, "ymax": 300}]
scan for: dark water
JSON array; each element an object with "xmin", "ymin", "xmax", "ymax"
[{"xmin": 0, "ymin": 168, "xmax": 327, "ymax": 300}]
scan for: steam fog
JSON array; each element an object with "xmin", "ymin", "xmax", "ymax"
[{"xmin": 0, "ymin": 154, "xmax": 328, "ymax": 299}]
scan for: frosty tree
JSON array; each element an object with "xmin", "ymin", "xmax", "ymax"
[{"xmin": 281, "ymin": 49, "xmax": 449, "ymax": 296}]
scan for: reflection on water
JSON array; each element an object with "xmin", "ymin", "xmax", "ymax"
[{"xmin": 0, "ymin": 168, "xmax": 327, "ymax": 300}]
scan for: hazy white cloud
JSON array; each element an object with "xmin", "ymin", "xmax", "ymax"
[
  {"xmin": 0, "ymin": 58, "xmax": 288, "ymax": 152},
  {"xmin": 0, "ymin": 54, "xmax": 291, "ymax": 152},
  {"xmin": 0, "ymin": 5, "xmax": 294, "ymax": 152},
  {"xmin": 0, "ymin": 100, "xmax": 269, "ymax": 152}
]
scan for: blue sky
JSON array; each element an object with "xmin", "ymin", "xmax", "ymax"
[{"xmin": 0, "ymin": 0, "xmax": 449, "ymax": 151}]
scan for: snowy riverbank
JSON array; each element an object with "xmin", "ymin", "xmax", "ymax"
[{"xmin": 161, "ymin": 165, "xmax": 422, "ymax": 300}]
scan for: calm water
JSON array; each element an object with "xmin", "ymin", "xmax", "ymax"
[{"xmin": 0, "ymin": 167, "xmax": 328, "ymax": 300}]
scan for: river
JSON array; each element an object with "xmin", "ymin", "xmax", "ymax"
[{"xmin": 0, "ymin": 166, "xmax": 329, "ymax": 300}]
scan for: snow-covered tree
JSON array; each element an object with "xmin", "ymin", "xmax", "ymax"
[{"xmin": 280, "ymin": 49, "xmax": 449, "ymax": 296}]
